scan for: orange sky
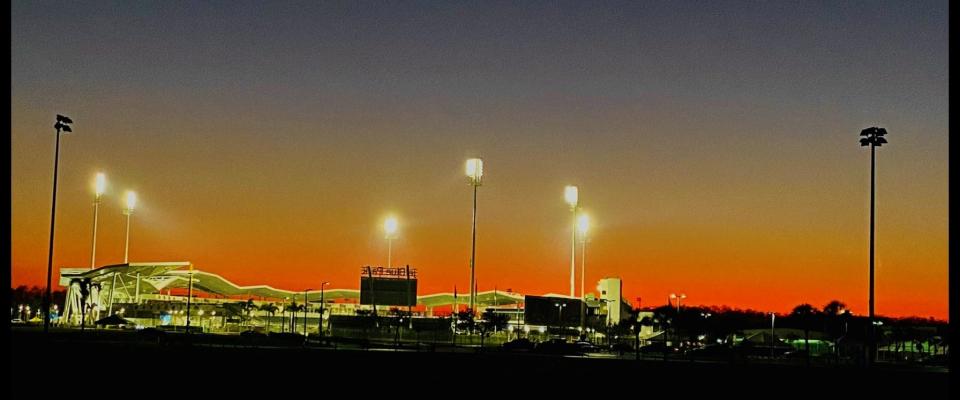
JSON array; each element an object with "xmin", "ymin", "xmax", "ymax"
[{"xmin": 11, "ymin": 1, "xmax": 948, "ymax": 320}]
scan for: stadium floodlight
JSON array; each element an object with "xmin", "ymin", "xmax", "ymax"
[
  {"xmin": 577, "ymin": 213, "xmax": 590, "ymax": 332},
  {"xmin": 564, "ymin": 185, "xmax": 580, "ymax": 297},
  {"xmin": 90, "ymin": 173, "xmax": 107, "ymax": 269},
  {"xmin": 44, "ymin": 114, "xmax": 74, "ymax": 333},
  {"xmin": 123, "ymin": 191, "xmax": 137, "ymax": 263},
  {"xmin": 860, "ymin": 126, "xmax": 888, "ymax": 366},
  {"xmin": 466, "ymin": 158, "xmax": 484, "ymax": 313},
  {"xmin": 384, "ymin": 216, "xmax": 398, "ymax": 268}
]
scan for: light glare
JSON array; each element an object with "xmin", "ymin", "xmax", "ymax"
[
  {"xmin": 94, "ymin": 173, "xmax": 107, "ymax": 197},
  {"xmin": 126, "ymin": 191, "xmax": 137, "ymax": 211},
  {"xmin": 466, "ymin": 158, "xmax": 483, "ymax": 183},
  {"xmin": 564, "ymin": 185, "xmax": 579, "ymax": 208},
  {"xmin": 577, "ymin": 214, "xmax": 589, "ymax": 235},
  {"xmin": 384, "ymin": 216, "xmax": 398, "ymax": 237}
]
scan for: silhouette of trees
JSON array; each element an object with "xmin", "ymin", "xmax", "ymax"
[
  {"xmin": 790, "ymin": 303, "xmax": 819, "ymax": 361},
  {"xmin": 478, "ymin": 309, "xmax": 509, "ymax": 347},
  {"xmin": 258, "ymin": 303, "xmax": 278, "ymax": 332}
]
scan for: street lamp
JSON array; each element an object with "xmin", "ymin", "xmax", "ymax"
[
  {"xmin": 669, "ymin": 293, "xmax": 686, "ymax": 313},
  {"xmin": 577, "ymin": 214, "xmax": 589, "ymax": 333},
  {"xmin": 123, "ymin": 191, "xmax": 137, "ymax": 264},
  {"xmin": 466, "ymin": 158, "xmax": 483, "ymax": 314},
  {"xmin": 564, "ymin": 185, "xmax": 579, "ymax": 297},
  {"xmin": 770, "ymin": 312, "xmax": 776, "ymax": 358},
  {"xmin": 90, "ymin": 172, "xmax": 106, "ymax": 269},
  {"xmin": 860, "ymin": 126, "xmax": 887, "ymax": 366},
  {"xmin": 669, "ymin": 293, "xmax": 686, "ymax": 349},
  {"xmin": 384, "ymin": 216, "xmax": 398, "ymax": 268},
  {"xmin": 44, "ymin": 114, "xmax": 73, "ymax": 333},
  {"xmin": 319, "ymin": 281, "xmax": 330, "ymax": 338}
]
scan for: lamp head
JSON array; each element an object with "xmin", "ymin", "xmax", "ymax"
[
  {"xmin": 577, "ymin": 214, "xmax": 589, "ymax": 236},
  {"xmin": 465, "ymin": 158, "xmax": 483, "ymax": 184},
  {"xmin": 384, "ymin": 216, "xmax": 398, "ymax": 238},
  {"xmin": 564, "ymin": 185, "xmax": 579, "ymax": 209},
  {"xmin": 94, "ymin": 173, "xmax": 107, "ymax": 198},
  {"xmin": 859, "ymin": 127, "xmax": 888, "ymax": 147},
  {"xmin": 125, "ymin": 191, "xmax": 137, "ymax": 212}
]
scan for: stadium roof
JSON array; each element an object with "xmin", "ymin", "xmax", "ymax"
[{"xmin": 60, "ymin": 262, "xmax": 529, "ymax": 307}]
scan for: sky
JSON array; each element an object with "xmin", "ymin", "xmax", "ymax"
[{"xmin": 11, "ymin": 0, "xmax": 948, "ymax": 319}]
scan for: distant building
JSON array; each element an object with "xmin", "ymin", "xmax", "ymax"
[{"xmin": 597, "ymin": 277, "xmax": 633, "ymax": 326}]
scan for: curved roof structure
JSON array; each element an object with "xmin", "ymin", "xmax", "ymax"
[{"xmin": 60, "ymin": 262, "xmax": 526, "ymax": 307}]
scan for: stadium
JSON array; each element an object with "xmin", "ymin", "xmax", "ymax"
[{"xmin": 57, "ymin": 261, "xmax": 638, "ymax": 339}]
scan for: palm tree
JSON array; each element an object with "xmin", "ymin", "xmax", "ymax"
[
  {"xmin": 478, "ymin": 309, "xmax": 509, "ymax": 348},
  {"xmin": 287, "ymin": 301, "xmax": 303, "ymax": 334},
  {"xmin": 241, "ymin": 298, "xmax": 256, "ymax": 329},
  {"xmin": 259, "ymin": 303, "xmax": 278, "ymax": 333},
  {"xmin": 791, "ymin": 303, "xmax": 819, "ymax": 362}
]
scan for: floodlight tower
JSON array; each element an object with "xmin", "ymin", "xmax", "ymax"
[{"xmin": 466, "ymin": 158, "xmax": 483, "ymax": 313}]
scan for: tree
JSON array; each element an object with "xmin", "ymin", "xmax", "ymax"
[
  {"xmin": 822, "ymin": 300, "xmax": 846, "ymax": 317},
  {"xmin": 821, "ymin": 300, "xmax": 847, "ymax": 359},
  {"xmin": 455, "ymin": 308, "xmax": 475, "ymax": 335},
  {"xmin": 478, "ymin": 309, "xmax": 509, "ymax": 348},
  {"xmin": 791, "ymin": 303, "xmax": 819, "ymax": 363},
  {"xmin": 240, "ymin": 298, "xmax": 256, "ymax": 328},
  {"xmin": 286, "ymin": 301, "xmax": 303, "ymax": 333},
  {"xmin": 258, "ymin": 303, "xmax": 278, "ymax": 333}
]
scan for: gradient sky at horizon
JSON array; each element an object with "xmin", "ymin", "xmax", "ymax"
[{"xmin": 11, "ymin": 1, "xmax": 948, "ymax": 319}]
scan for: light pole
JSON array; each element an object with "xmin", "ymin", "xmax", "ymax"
[
  {"xmin": 90, "ymin": 173, "xmax": 106, "ymax": 269},
  {"xmin": 304, "ymin": 289, "xmax": 312, "ymax": 337},
  {"xmin": 669, "ymin": 293, "xmax": 686, "ymax": 349},
  {"xmin": 319, "ymin": 281, "xmax": 329, "ymax": 338},
  {"xmin": 554, "ymin": 302, "xmax": 568, "ymax": 339},
  {"xmin": 669, "ymin": 293, "xmax": 686, "ymax": 314},
  {"xmin": 578, "ymin": 214, "xmax": 589, "ymax": 334},
  {"xmin": 123, "ymin": 191, "xmax": 137, "ymax": 263},
  {"xmin": 860, "ymin": 126, "xmax": 887, "ymax": 366},
  {"xmin": 466, "ymin": 158, "xmax": 483, "ymax": 314},
  {"xmin": 44, "ymin": 114, "xmax": 73, "ymax": 333},
  {"xmin": 384, "ymin": 216, "xmax": 398, "ymax": 268},
  {"xmin": 564, "ymin": 186, "xmax": 579, "ymax": 297},
  {"xmin": 770, "ymin": 312, "xmax": 776, "ymax": 359}
]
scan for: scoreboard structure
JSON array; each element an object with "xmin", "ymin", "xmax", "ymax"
[
  {"xmin": 523, "ymin": 295, "xmax": 583, "ymax": 327},
  {"xmin": 359, "ymin": 265, "xmax": 418, "ymax": 307}
]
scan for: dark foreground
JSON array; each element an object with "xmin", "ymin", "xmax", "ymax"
[{"xmin": 10, "ymin": 328, "xmax": 949, "ymax": 397}]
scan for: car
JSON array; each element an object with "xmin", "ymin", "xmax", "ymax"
[
  {"xmin": 609, "ymin": 342, "xmax": 634, "ymax": 354},
  {"xmin": 685, "ymin": 344, "xmax": 734, "ymax": 359},
  {"xmin": 502, "ymin": 338, "xmax": 535, "ymax": 352},
  {"xmin": 240, "ymin": 330, "xmax": 267, "ymax": 338},
  {"xmin": 574, "ymin": 341, "xmax": 601, "ymax": 353},
  {"xmin": 535, "ymin": 339, "xmax": 584, "ymax": 355},
  {"xmin": 638, "ymin": 342, "xmax": 678, "ymax": 354}
]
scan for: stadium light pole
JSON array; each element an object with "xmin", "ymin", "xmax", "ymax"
[
  {"xmin": 303, "ymin": 289, "xmax": 312, "ymax": 337},
  {"xmin": 90, "ymin": 173, "xmax": 106, "ymax": 269},
  {"xmin": 578, "ymin": 214, "xmax": 589, "ymax": 335},
  {"xmin": 669, "ymin": 293, "xmax": 686, "ymax": 314},
  {"xmin": 860, "ymin": 126, "xmax": 887, "ymax": 366},
  {"xmin": 564, "ymin": 186, "xmax": 579, "ymax": 297},
  {"xmin": 318, "ymin": 281, "xmax": 329, "ymax": 338},
  {"xmin": 466, "ymin": 158, "xmax": 483, "ymax": 314},
  {"xmin": 44, "ymin": 114, "xmax": 73, "ymax": 333},
  {"xmin": 123, "ymin": 191, "xmax": 137, "ymax": 263},
  {"xmin": 384, "ymin": 216, "xmax": 398, "ymax": 268},
  {"xmin": 670, "ymin": 293, "xmax": 686, "ymax": 350}
]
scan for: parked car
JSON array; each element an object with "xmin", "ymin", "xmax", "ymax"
[
  {"xmin": 536, "ymin": 339, "xmax": 585, "ymax": 355},
  {"xmin": 502, "ymin": 338, "xmax": 535, "ymax": 352},
  {"xmin": 638, "ymin": 342, "xmax": 678, "ymax": 354}
]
